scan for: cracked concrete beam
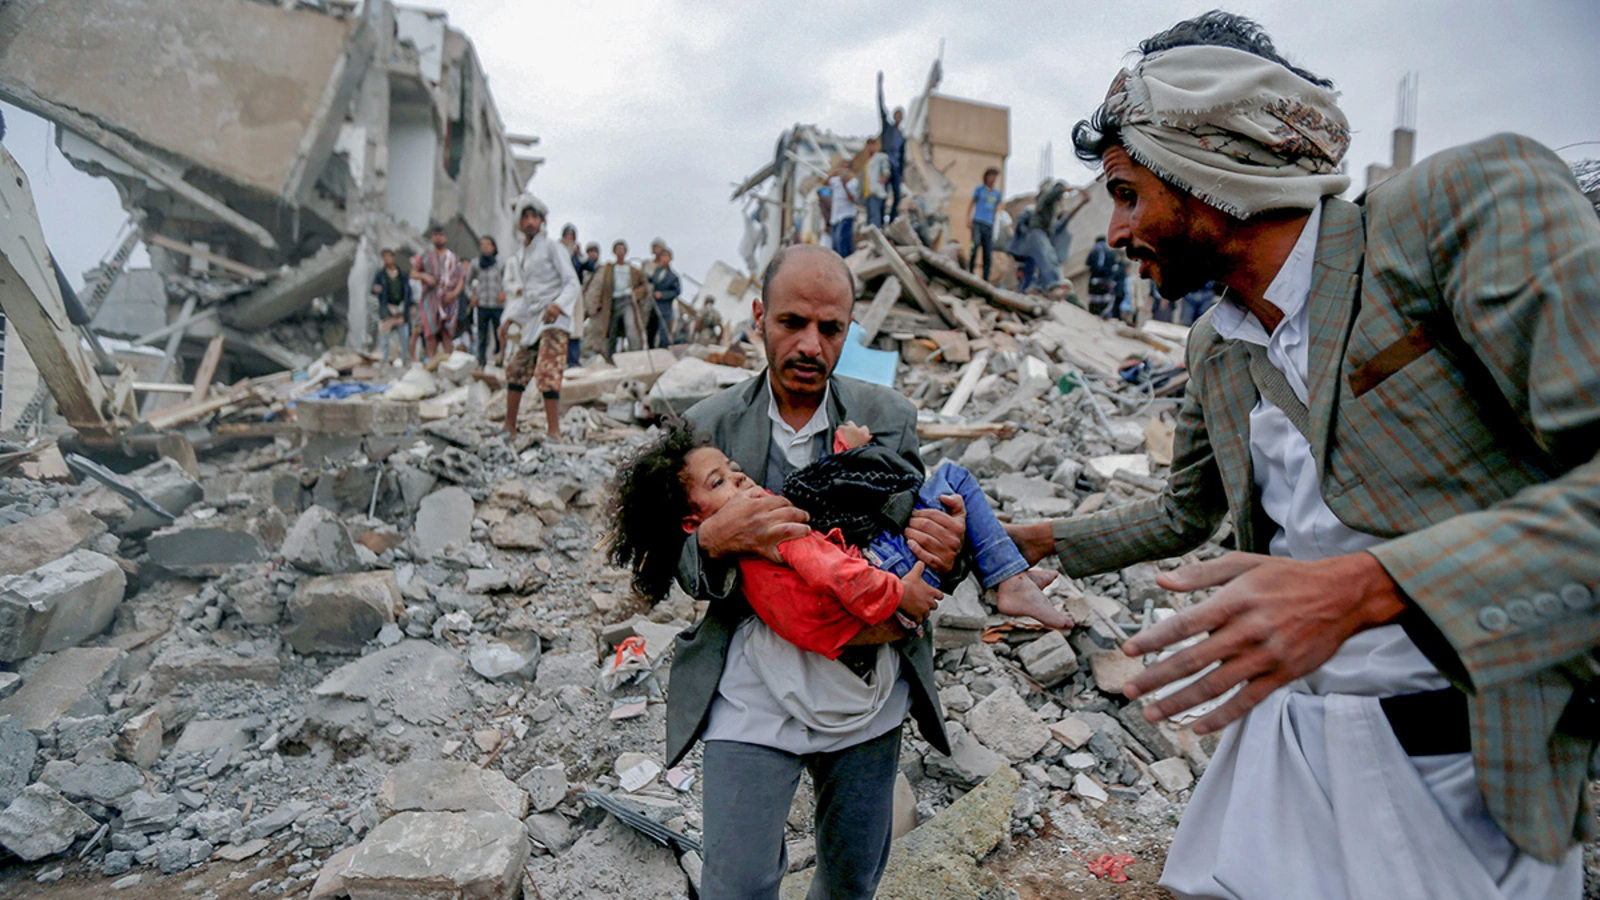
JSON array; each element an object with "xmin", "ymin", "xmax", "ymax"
[{"xmin": 222, "ymin": 238, "xmax": 358, "ymax": 333}]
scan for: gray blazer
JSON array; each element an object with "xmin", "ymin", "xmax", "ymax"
[{"xmin": 664, "ymin": 371, "xmax": 952, "ymax": 766}]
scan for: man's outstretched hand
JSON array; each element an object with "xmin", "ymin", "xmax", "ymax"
[
  {"xmin": 696, "ymin": 487, "xmax": 810, "ymax": 565},
  {"xmin": 1120, "ymin": 551, "xmax": 1409, "ymax": 735},
  {"xmin": 906, "ymin": 493, "xmax": 966, "ymax": 575}
]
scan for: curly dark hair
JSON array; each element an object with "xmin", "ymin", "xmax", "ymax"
[
  {"xmin": 607, "ymin": 422, "xmax": 706, "ymax": 601},
  {"xmin": 1072, "ymin": 10, "xmax": 1333, "ymax": 165}
]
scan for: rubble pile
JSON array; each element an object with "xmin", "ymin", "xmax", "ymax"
[{"xmin": 0, "ymin": 216, "xmax": 1213, "ymax": 897}]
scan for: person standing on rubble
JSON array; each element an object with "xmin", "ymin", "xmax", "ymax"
[
  {"xmin": 827, "ymin": 163, "xmax": 861, "ymax": 256},
  {"xmin": 500, "ymin": 193, "xmax": 579, "ymax": 441},
  {"xmin": 877, "ymin": 71, "xmax": 907, "ymax": 224},
  {"xmin": 666, "ymin": 244, "xmax": 968, "ymax": 900},
  {"xmin": 413, "ymin": 225, "xmax": 466, "ymax": 359},
  {"xmin": 371, "ymin": 248, "xmax": 413, "ymax": 366},
  {"xmin": 587, "ymin": 239, "xmax": 648, "ymax": 363},
  {"xmin": 466, "ymin": 235, "xmax": 506, "ymax": 367},
  {"xmin": 966, "ymin": 167, "xmax": 1003, "ymax": 282},
  {"xmin": 693, "ymin": 297, "xmax": 724, "ymax": 345},
  {"xmin": 1008, "ymin": 12, "xmax": 1600, "ymax": 899},
  {"xmin": 863, "ymin": 138, "xmax": 891, "ymax": 228},
  {"xmin": 647, "ymin": 245, "xmax": 681, "ymax": 349}
]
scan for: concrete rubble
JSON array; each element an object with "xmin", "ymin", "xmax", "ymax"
[
  {"xmin": 0, "ymin": 243, "xmax": 1218, "ymax": 895},
  {"xmin": 0, "ymin": 15, "xmax": 1232, "ymax": 898}
]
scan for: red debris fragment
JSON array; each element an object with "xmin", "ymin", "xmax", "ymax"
[{"xmin": 1087, "ymin": 853, "xmax": 1136, "ymax": 883}]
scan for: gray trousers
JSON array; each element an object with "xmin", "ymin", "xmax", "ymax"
[{"xmin": 700, "ymin": 728, "xmax": 901, "ymax": 900}]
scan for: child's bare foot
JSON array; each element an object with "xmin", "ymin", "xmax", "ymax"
[
  {"xmin": 994, "ymin": 571, "xmax": 1073, "ymax": 629},
  {"xmin": 1026, "ymin": 569, "xmax": 1057, "ymax": 591}
]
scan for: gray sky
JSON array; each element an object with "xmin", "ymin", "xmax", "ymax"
[{"xmin": 9, "ymin": 0, "xmax": 1599, "ymax": 291}]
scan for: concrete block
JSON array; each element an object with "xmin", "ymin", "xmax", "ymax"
[
  {"xmin": 1088, "ymin": 651, "xmax": 1145, "ymax": 696},
  {"xmin": 1016, "ymin": 631, "xmax": 1078, "ymax": 685},
  {"xmin": 0, "ymin": 714, "xmax": 37, "ymax": 807},
  {"xmin": 922, "ymin": 722, "xmax": 1005, "ymax": 787},
  {"xmin": 146, "ymin": 523, "xmax": 266, "ymax": 576},
  {"xmin": 990, "ymin": 433, "xmax": 1044, "ymax": 473},
  {"xmin": 414, "ymin": 487, "xmax": 473, "ymax": 558},
  {"xmin": 343, "ymin": 811, "xmax": 528, "ymax": 900},
  {"xmin": 281, "ymin": 505, "xmax": 362, "ymax": 575},
  {"xmin": 0, "ymin": 783, "xmax": 97, "ymax": 861},
  {"xmin": 49, "ymin": 756, "xmax": 143, "ymax": 806},
  {"xmin": 149, "ymin": 646, "xmax": 280, "ymax": 692},
  {"xmin": 0, "ymin": 506, "xmax": 108, "ymax": 577},
  {"xmin": 284, "ymin": 571, "xmax": 402, "ymax": 655},
  {"xmin": 518, "ymin": 764, "xmax": 567, "ymax": 813},
  {"xmin": 117, "ymin": 708, "xmax": 162, "ymax": 769},
  {"xmin": 378, "ymin": 760, "xmax": 528, "ymax": 820},
  {"xmin": 990, "ymin": 473, "xmax": 1056, "ymax": 504},
  {"xmin": 110, "ymin": 458, "xmax": 203, "ymax": 536},
  {"xmin": 0, "ymin": 646, "xmax": 122, "ymax": 732},
  {"xmin": 1047, "ymin": 716, "xmax": 1094, "ymax": 751},
  {"xmin": 0, "ymin": 549, "xmax": 126, "ymax": 662},
  {"xmin": 1150, "ymin": 757, "xmax": 1194, "ymax": 793},
  {"xmin": 966, "ymin": 685, "xmax": 1050, "ymax": 762},
  {"xmin": 296, "ymin": 398, "xmax": 419, "ymax": 435}
]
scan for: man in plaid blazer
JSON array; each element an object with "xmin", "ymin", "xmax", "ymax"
[{"xmin": 1007, "ymin": 12, "xmax": 1599, "ymax": 900}]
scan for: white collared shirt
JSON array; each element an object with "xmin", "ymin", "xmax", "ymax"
[
  {"xmin": 1210, "ymin": 204, "xmax": 1379, "ymax": 562},
  {"xmin": 766, "ymin": 382, "xmax": 833, "ymax": 470}
]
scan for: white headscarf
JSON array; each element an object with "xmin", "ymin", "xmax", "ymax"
[{"xmin": 1102, "ymin": 45, "xmax": 1352, "ymax": 218}]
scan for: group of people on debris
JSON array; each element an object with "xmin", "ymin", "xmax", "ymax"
[
  {"xmin": 605, "ymin": 12, "xmax": 1599, "ymax": 900},
  {"xmin": 368, "ymin": 198, "xmax": 729, "ymax": 442}
]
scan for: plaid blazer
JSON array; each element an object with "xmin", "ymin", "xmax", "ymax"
[{"xmin": 1050, "ymin": 133, "xmax": 1600, "ymax": 863}]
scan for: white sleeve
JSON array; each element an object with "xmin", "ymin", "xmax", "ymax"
[{"xmin": 551, "ymin": 242, "xmax": 579, "ymax": 319}]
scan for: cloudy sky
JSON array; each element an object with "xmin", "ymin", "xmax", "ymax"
[{"xmin": 8, "ymin": 0, "xmax": 1599, "ymax": 291}]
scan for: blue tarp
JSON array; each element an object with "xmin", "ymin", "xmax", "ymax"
[{"xmin": 834, "ymin": 322, "xmax": 898, "ymax": 387}]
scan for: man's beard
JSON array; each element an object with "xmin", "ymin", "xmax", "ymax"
[{"xmin": 1137, "ymin": 227, "xmax": 1220, "ymax": 299}]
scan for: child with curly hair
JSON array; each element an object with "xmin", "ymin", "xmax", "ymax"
[{"xmin": 608, "ymin": 421, "xmax": 1067, "ymax": 666}]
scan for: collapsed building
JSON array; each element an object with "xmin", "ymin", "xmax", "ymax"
[{"xmin": 0, "ymin": 0, "xmax": 538, "ymax": 433}]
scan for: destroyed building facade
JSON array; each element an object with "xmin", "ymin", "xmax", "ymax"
[{"xmin": 0, "ymin": 0, "xmax": 538, "ymax": 431}]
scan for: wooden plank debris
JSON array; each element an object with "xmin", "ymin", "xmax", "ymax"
[
  {"xmin": 915, "ymin": 421, "xmax": 1016, "ymax": 441},
  {"xmin": 938, "ymin": 349, "xmax": 991, "ymax": 418},
  {"xmin": 145, "ymin": 234, "xmax": 268, "ymax": 281},
  {"xmin": 863, "ymin": 225, "xmax": 953, "ymax": 328},
  {"xmin": 190, "ymin": 335, "xmax": 226, "ymax": 401},
  {"xmin": 915, "ymin": 250, "xmax": 1043, "ymax": 317},
  {"xmin": 856, "ymin": 275, "xmax": 901, "ymax": 345}
]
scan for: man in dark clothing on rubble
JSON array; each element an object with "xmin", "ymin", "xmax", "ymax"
[{"xmin": 877, "ymin": 71, "xmax": 906, "ymax": 224}]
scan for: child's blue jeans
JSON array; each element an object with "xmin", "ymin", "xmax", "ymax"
[{"xmin": 867, "ymin": 461, "xmax": 1029, "ymax": 589}]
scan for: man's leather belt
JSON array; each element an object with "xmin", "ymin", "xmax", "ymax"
[{"xmin": 1380, "ymin": 687, "xmax": 1471, "ymax": 756}]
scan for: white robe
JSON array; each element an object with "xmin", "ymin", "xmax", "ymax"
[{"xmin": 1162, "ymin": 208, "xmax": 1582, "ymax": 900}]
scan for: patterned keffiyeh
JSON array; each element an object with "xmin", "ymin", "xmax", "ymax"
[{"xmin": 1102, "ymin": 45, "xmax": 1352, "ymax": 218}]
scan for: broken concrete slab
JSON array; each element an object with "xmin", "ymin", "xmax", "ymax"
[
  {"xmin": 414, "ymin": 487, "xmax": 473, "ymax": 559},
  {"xmin": 523, "ymin": 811, "xmax": 573, "ymax": 854},
  {"xmin": 990, "ymin": 432, "xmax": 1044, "ymax": 473},
  {"xmin": 966, "ymin": 685, "xmax": 1050, "ymax": 762},
  {"xmin": 0, "ymin": 548, "xmax": 127, "ymax": 661},
  {"xmin": 518, "ymin": 764, "xmax": 567, "ymax": 813},
  {"xmin": 296, "ymin": 398, "xmax": 419, "ymax": 436},
  {"xmin": 488, "ymin": 513, "xmax": 543, "ymax": 550},
  {"xmin": 378, "ymin": 760, "xmax": 528, "ymax": 820},
  {"xmin": 104, "ymin": 458, "xmax": 203, "ymax": 537},
  {"xmin": 0, "ymin": 714, "xmax": 38, "ymax": 808},
  {"xmin": 1016, "ymin": 630, "xmax": 1077, "ymax": 685},
  {"xmin": 1150, "ymin": 757, "xmax": 1195, "ymax": 793},
  {"xmin": 1048, "ymin": 715, "xmax": 1093, "ymax": 751},
  {"xmin": 172, "ymin": 718, "xmax": 255, "ymax": 762},
  {"xmin": 0, "ymin": 506, "xmax": 108, "ymax": 577},
  {"xmin": 922, "ymin": 722, "xmax": 1005, "ymax": 787},
  {"xmin": 284, "ymin": 570, "xmax": 402, "ymax": 655},
  {"xmin": 116, "ymin": 708, "xmax": 162, "ymax": 769},
  {"xmin": 0, "ymin": 782, "xmax": 98, "ymax": 861},
  {"xmin": 49, "ymin": 756, "xmax": 143, "ymax": 806},
  {"xmin": 1089, "ymin": 650, "xmax": 1145, "ymax": 696},
  {"xmin": 310, "ymin": 639, "xmax": 466, "ymax": 727},
  {"xmin": 343, "ymin": 810, "xmax": 528, "ymax": 900},
  {"xmin": 0, "ymin": 646, "xmax": 123, "ymax": 732},
  {"xmin": 146, "ymin": 522, "xmax": 266, "ymax": 576},
  {"xmin": 281, "ymin": 504, "xmax": 362, "ymax": 575},
  {"xmin": 528, "ymin": 813, "xmax": 687, "ymax": 899},
  {"xmin": 149, "ymin": 645, "xmax": 280, "ymax": 693}
]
